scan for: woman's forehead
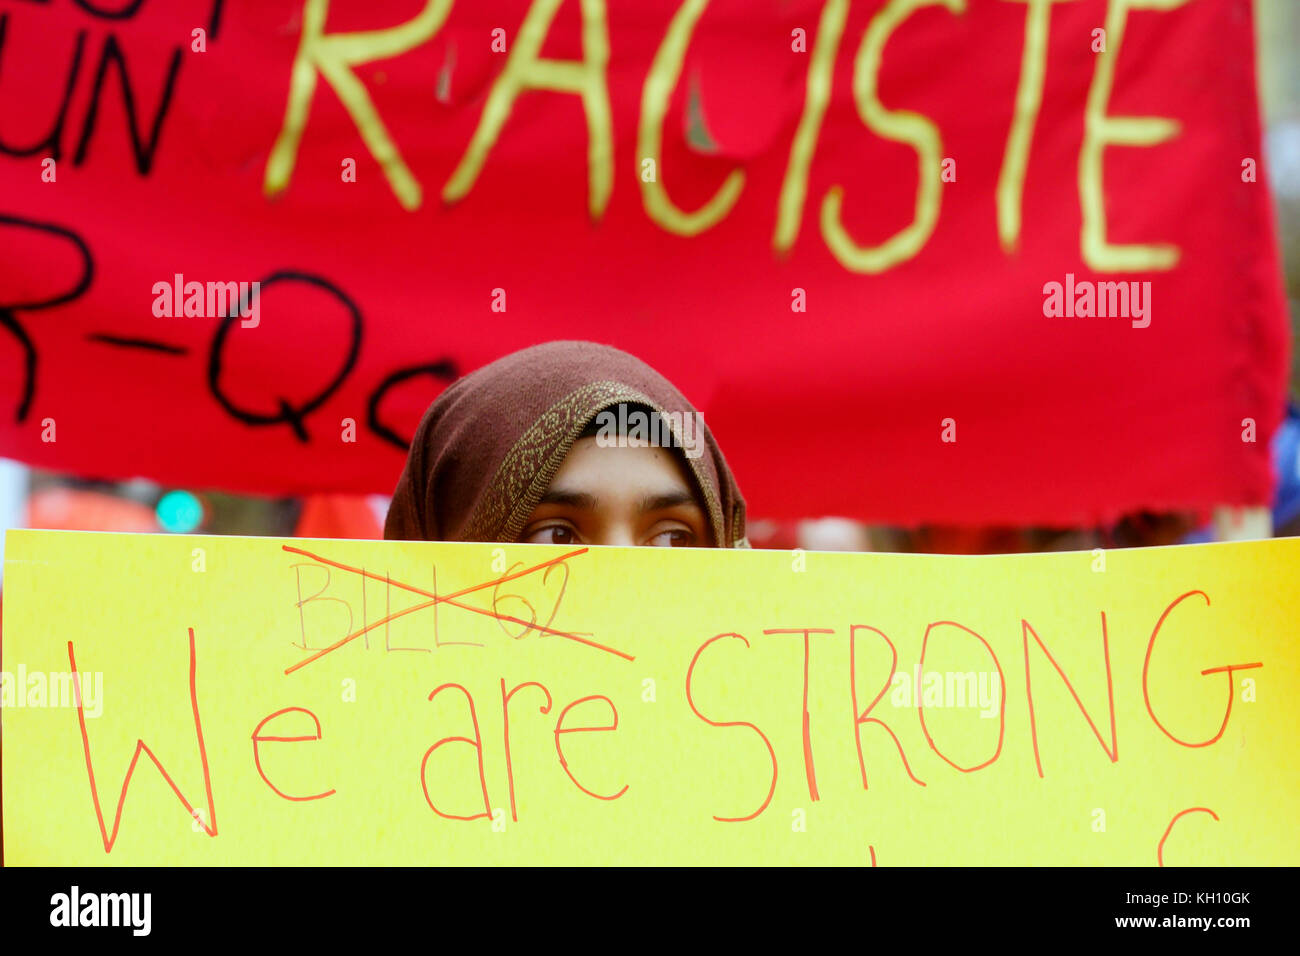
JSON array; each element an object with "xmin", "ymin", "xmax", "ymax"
[{"xmin": 545, "ymin": 437, "xmax": 702, "ymax": 508}]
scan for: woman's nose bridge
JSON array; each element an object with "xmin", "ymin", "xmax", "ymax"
[{"xmin": 593, "ymin": 522, "xmax": 639, "ymax": 548}]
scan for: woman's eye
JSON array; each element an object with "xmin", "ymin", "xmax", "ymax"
[
  {"xmin": 648, "ymin": 529, "xmax": 693, "ymax": 548},
  {"xmin": 524, "ymin": 525, "xmax": 577, "ymax": 545}
]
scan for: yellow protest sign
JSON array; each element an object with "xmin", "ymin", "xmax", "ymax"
[{"xmin": 2, "ymin": 529, "xmax": 1296, "ymax": 865}]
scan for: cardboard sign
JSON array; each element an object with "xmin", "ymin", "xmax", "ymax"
[
  {"xmin": 0, "ymin": 0, "xmax": 1287, "ymax": 525},
  {"xmin": 3, "ymin": 529, "xmax": 1297, "ymax": 865}
]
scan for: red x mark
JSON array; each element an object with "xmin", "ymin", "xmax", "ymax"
[{"xmin": 281, "ymin": 545, "xmax": 633, "ymax": 674}]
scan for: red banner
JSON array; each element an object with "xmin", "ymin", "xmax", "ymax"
[{"xmin": 0, "ymin": 0, "xmax": 1287, "ymax": 525}]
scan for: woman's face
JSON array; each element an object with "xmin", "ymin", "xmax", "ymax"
[{"xmin": 518, "ymin": 436, "xmax": 711, "ymax": 547}]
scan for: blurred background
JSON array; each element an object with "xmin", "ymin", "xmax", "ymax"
[{"xmin": 0, "ymin": 0, "xmax": 1296, "ymax": 561}]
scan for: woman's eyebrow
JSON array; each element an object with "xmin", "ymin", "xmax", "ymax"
[
  {"xmin": 538, "ymin": 488, "xmax": 600, "ymax": 509},
  {"xmin": 638, "ymin": 490, "xmax": 699, "ymax": 513}
]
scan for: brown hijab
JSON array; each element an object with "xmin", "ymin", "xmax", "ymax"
[{"xmin": 384, "ymin": 341, "xmax": 747, "ymax": 547}]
